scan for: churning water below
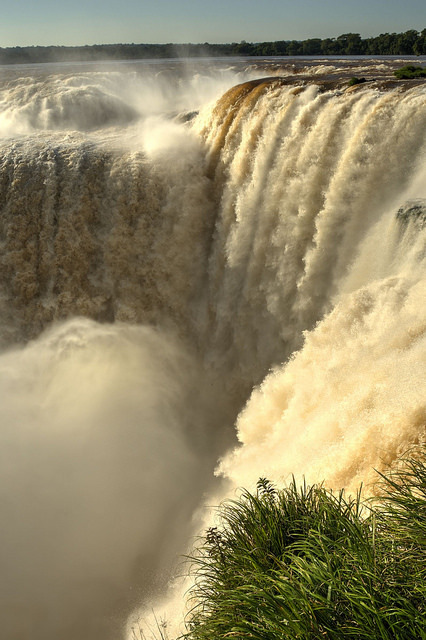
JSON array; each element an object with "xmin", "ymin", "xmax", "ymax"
[{"xmin": 0, "ymin": 57, "xmax": 425, "ymax": 639}]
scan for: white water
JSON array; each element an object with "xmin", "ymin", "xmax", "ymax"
[{"xmin": 0, "ymin": 59, "xmax": 425, "ymax": 639}]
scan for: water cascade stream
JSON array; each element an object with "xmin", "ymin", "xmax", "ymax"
[{"xmin": 0, "ymin": 59, "xmax": 424, "ymax": 639}]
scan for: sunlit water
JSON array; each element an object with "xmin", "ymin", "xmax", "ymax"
[{"xmin": 0, "ymin": 57, "xmax": 424, "ymax": 639}]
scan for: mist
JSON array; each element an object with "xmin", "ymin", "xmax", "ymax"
[
  {"xmin": 0, "ymin": 319, "xmax": 235, "ymax": 639},
  {"xmin": 0, "ymin": 58, "xmax": 424, "ymax": 639}
]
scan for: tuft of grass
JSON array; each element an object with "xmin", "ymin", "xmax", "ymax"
[
  {"xmin": 182, "ymin": 449, "xmax": 425, "ymax": 640},
  {"xmin": 394, "ymin": 65, "xmax": 426, "ymax": 79},
  {"xmin": 348, "ymin": 77, "xmax": 367, "ymax": 86}
]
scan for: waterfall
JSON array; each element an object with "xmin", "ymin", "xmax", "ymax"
[{"xmin": 0, "ymin": 60, "xmax": 424, "ymax": 639}]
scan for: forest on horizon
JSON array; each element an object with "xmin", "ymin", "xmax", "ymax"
[{"xmin": 0, "ymin": 29, "xmax": 425, "ymax": 65}]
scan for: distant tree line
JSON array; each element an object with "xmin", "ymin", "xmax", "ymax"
[
  {"xmin": 245, "ymin": 29, "xmax": 426, "ymax": 56},
  {"xmin": 0, "ymin": 30, "xmax": 425, "ymax": 65}
]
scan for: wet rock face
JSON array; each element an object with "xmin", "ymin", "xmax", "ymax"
[{"xmin": 397, "ymin": 199, "xmax": 426, "ymax": 228}]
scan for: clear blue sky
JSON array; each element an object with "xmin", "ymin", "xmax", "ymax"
[{"xmin": 0, "ymin": 0, "xmax": 425, "ymax": 47}]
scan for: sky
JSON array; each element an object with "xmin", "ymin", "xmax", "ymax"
[{"xmin": 0, "ymin": 0, "xmax": 425, "ymax": 48}]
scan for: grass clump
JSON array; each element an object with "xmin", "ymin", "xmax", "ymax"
[
  {"xmin": 183, "ymin": 451, "xmax": 425, "ymax": 640},
  {"xmin": 348, "ymin": 77, "xmax": 366, "ymax": 86},
  {"xmin": 394, "ymin": 65, "xmax": 426, "ymax": 79}
]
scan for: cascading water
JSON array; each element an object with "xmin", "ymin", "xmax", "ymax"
[
  {"xmin": 0, "ymin": 58, "xmax": 424, "ymax": 639},
  {"xmin": 197, "ymin": 78, "xmax": 426, "ymax": 488}
]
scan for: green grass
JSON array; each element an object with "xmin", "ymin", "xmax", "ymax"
[
  {"xmin": 182, "ymin": 449, "xmax": 425, "ymax": 640},
  {"xmin": 394, "ymin": 65, "xmax": 426, "ymax": 79},
  {"xmin": 347, "ymin": 77, "xmax": 367, "ymax": 86}
]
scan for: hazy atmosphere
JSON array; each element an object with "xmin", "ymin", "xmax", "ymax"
[
  {"xmin": 0, "ymin": 0, "xmax": 425, "ymax": 47},
  {"xmin": 0, "ymin": 0, "xmax": 425, "ymax": 637}
]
